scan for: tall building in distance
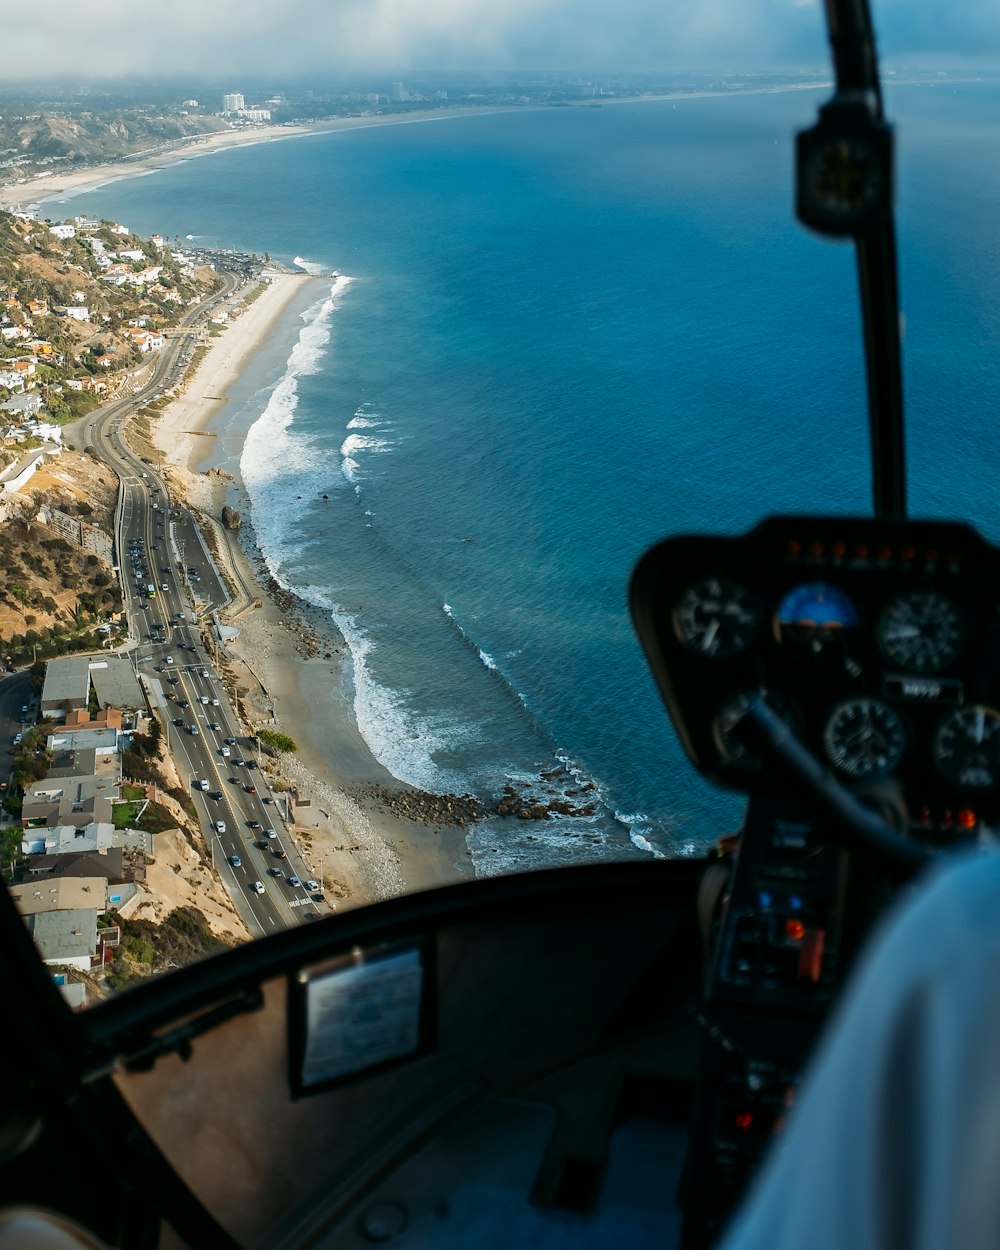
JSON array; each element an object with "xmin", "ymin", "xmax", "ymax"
[
  {"xmin": 222, "ymin": 92, "xmax": 245, "ymax": 113},
  {"xmin": 391, "ymin": 82, "xmax": 407, "ymax": 103}
]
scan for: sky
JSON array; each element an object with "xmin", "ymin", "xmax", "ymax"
[{"xmin": 9, "ymin": 0, "xmax": 1000, "ymax": 84}]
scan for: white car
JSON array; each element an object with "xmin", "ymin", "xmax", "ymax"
[
  {"xmin": 288, "ymin": 876, "xmax": 301, "ymax": 888},
  {"xmin": 305, "ymin": 879, "xmax": 320, "ymax": 892},
  {"xmin": 215, "ymin": 820, "xmax": 226, "ymax": 834},
  {"xmin": 252, "ymin": 881, "xmax": 265, "ymax": 895},
  {"xmin": 165, "ymin": 655, "xmax": 174, "ymax": 664},
  {"xmin": 264, "ymin": 828, "xmax": 277, "ymax": 839}
]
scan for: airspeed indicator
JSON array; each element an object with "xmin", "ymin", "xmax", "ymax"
[{"xmin": 673, "ymin": 577, "xmax": 758, "ymax": 659}]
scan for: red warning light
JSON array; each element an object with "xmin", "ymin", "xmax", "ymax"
[
  {"xmin": 735, "ymin": 1113, "xmax": 753, "ymax": 1131},
  {"xmin": 787, "ymin": 540, "xmax": 802, "ymax": 555},
  {"xmin": 785, "ymin": 918, "xmax": 806, "ymax": 941},
  {"xmin": 958, "ymin": 809, "xmax": 977, "ymax": 830},
  {"xmin": 832, "ymin": 542, "xmax": 846, "ymax": 558},
  {"xmin": 809, "ymin": 542, "xmax": 824, "ymax": 558},
  {"xmin": 855, "ymin": 544, "xmax": 869, "ymax": 559}
]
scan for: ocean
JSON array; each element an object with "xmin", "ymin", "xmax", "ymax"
[{"xmin": 49, "ymin": 82, "xmax": 1000, "ymax": 872}]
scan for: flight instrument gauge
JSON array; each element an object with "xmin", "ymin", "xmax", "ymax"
[
  {"xmin": 878, "ymin": 591, "xmax": 964, "ymax": 674},
  {"xmin": 823, "ymin": 696, "xmax": 906, "ymax": 779},
  {"xmin": 934, "ymin": 706, "xmax": 1000, "ymax": 789},
  {"xmin": 673, "ymin": 577, "xmax": 758, "ymax": 659}
]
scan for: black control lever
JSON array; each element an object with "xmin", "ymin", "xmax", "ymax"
[{"xmin": 735, "ymin": 695, "xmax": 930, "ymax": 876}]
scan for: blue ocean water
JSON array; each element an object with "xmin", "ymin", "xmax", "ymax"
[{"xmin": 57, "ymin": 84, "xmax": 1000, "ymax": 870}]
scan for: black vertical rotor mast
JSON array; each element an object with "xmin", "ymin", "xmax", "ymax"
[{"xmin": 796, "ymin": 0, "xmax": 906, "ymax": 519}]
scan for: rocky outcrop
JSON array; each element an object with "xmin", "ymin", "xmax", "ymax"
[{"xmin": 221, "ymin": 504, "xmax": 241, "ymax": 531}]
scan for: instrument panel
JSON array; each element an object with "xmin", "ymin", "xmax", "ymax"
[{"xmin": 630, "ymin": 516, "xmax": 1000, "ymax": 839}]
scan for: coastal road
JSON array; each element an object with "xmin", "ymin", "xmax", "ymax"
[{"xmin": 71, "ymin": 268, "xmax": 326, "ymax": 934}]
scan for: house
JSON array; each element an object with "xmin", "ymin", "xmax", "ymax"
[
  {"xmin": 26, "ymin": 300, "xmax": 49, "ymax": 317},
  {"xmin": 0, "ymin": 369, "xmax": 24, "ymax": 392},
  {"xmin": 10, "ymin": 876, "xmax": 108, "ymax": 916},
  {"xmin": 0, "ymin": 393, "xmax": 43, "ymax": 417},
  {"xmin": 24, "ymin": 909, "xmax": 99, "ymax": 970},
  {"xmin": 48, "ymin": 224, "xmax": 76, "ymax": 240},
  {"xmin": 60, "ymin": 306, "xmax": 91, "ymax": 322},
  {"xmin": 20, "ymin": 822, "xmax": 116, "ymax": 857},
  {"xmin": 94, "ymin": 354, "xmax": 115, "ymax": 369},
  {"xmin": 40, "ymin": 656, "xmax": 91, "ymax": 720}
]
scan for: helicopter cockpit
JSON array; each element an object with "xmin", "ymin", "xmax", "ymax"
[{"xmin": 3, "ymin": 2, "xmax": 997, "ymax": 1249}]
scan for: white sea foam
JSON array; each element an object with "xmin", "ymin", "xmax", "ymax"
[
  {"xmin": 289, "ymin": 586, "xmax": 481, "ymax": 794},
  {"xmin": 293, "ymin": 255, "xmax": 331, "ymax": 276},
  {"xmin": 615, "ymin": 809, "xmax": 667, "ymax": 859}
]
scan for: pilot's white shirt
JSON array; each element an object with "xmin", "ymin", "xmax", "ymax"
[{"xmin": 722, "ymin": 850, "xmax": 1000, "ymax": 1250}]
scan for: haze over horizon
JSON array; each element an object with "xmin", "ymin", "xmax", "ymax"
[{"xmin": 10, "ymin": 0, "xmax": 1000, "ymax": 85}]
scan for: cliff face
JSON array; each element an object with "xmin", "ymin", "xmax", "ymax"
[{"xmin": 0, "ymin": 449, "xmax": 122, "ymax": 652}]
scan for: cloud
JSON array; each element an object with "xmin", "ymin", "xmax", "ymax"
[{"xmin": 5, "ymin": 1, "xmax": 998, "ymax": 83}]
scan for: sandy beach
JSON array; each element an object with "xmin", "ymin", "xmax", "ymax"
[{"xmin": 148, "ymin": 270, "xmax": 474, "ymax": 914}]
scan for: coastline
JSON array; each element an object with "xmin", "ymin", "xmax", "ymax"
[
  {"xmin": 149, "ymin": 270, "xmax": 474, "ymax": 912},
  {"xmin": 0, "ymin": 107, "xmax": 530, "ymax": 212}
]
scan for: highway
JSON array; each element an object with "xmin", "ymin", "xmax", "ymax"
[{"xmin": 65, "ymin": 271, "xmax": 327, "ymax": 934}]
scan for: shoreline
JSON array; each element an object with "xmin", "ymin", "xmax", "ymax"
[
  {"xmin": 0, "ymin": 82, "xmax": 842, "ymax": 214},
  {"xmin": 0, "ymin": 107, "xmax": 531, "ymax": 212},
  {"xmin": 149, "ymin": 269, "xmax": 475, "ymax": 911}
]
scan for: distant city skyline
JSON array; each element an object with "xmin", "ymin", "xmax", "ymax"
[{"xmin": 6, "ymin": 1, "xmax": 1000, "ymax": 84}]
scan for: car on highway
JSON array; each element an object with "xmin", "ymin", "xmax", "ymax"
[
  {"xmin": 247, "ymin": 820, "xmax": 261, "ymax": 829},
  {"xmin": 165, "ymin": 655, "xmax": 174, "ymax": 664},
  {"xmin": 256, "ymin": 839, "xmax": 270, "ymax": 850},
  {"xmin": 172, "ymin": 718, "xmax": 184, "ymax": 727},
  {"xmin": 288, "ymin": 876, "xmax": 301, "ymax": 888},
  {"xmin": 209, "ymin": 791, "xmax": 223, "ymax": 801},
  {"xmin": 267, "ymin": 867, "xmax": 283, "ymax": 877},
  {"xmin": 245, "ymin": 760, "xmax": 256, "ymax": 770},
  {"xmin": 209, "ymin": 723, "xmax": 221, "ymax": 732},
  {"xmin": 264, "ymin": 828, "xmax": 276, "ymax": 838},
  {"xmin": 177, "ymin": 700, "xmax": 189, "ymax": 709},
  {"xmin": 261, "ymin": 796, "xmax": 273, "ymax": 804},
  {"xmin": 228, "ymin": 855, "xmax": 242, "ymax": 868},
  {"xmin": 305, "ymin": 880, "xmax": 320, "ymax": 892},
  {"xmin": 200, "ymin": 670, "xmax": 209, "ymax": 678},
  {"xmin": 244, "ymin": 785, "xmax": 257, "ymax": 795},
  {"xmin": 272, "ymin": 849, "xmax": 286, "ymax": 860},
  {"xmin": 251, "ymin": 881, "xmax": 265, "ymax": 895},
  {"xmin": 225, "ymin": 738, "xmax": 237, "ymax": 746},
  {"xmin": 234, "ymin": 758, "xmax": 246, "ymax": 767},
  {"xmin": 215, "ymin": 821, "xmax": 226, "ymax": 834}
]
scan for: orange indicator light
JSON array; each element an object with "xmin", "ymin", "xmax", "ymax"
[
  {"xmin": 785, "ymin": 918, "xmax": 805, "ymax": 941},
  {"xmin": 959, "ymin": 809, "xmax": 977, "ymax": 830}
]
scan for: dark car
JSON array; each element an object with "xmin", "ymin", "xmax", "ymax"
[
  {"xmin": 256, "ymin": 839, "xmax": 270, "ymax": 850},
  {"xmin": 209, "ymin": 791, "xmax": 223, "ymax": 801},
  {"xmin": 245, "ymin": 760, "xmax": 256, "ymax": 770},
  {"xmin": 272, "ymin": 849, "xmax": 286, "ymax": 860},
  {"xmin": 245, "ymin": 785, "xmax": 257, "ymax": 795},
  {"xmin": 172, "ymin": 718, "xmax": 184, "ymax": 727},
  {"xmin": 177, "ymin": 699, "xmax": 189, "ymax": 709},
  {"xmin": 247, "ymin": 820, "xmax": 261, "ymax": 830},
  {"xmin": 228, "ymin": 777, "xmax": 240, "ymax": 785},
  {"xmin": 225, "ymin": 738, "xmax": 237, "ymax": 746}
]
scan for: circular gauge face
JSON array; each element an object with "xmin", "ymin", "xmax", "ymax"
[
  {"xmin": 714, "ymin": 691, "xmax": 798, "ymax": 772},
  {"xmin": 934, "ymin": 706, "xmax": 1000, "ymax": 789},
  {"xmin": 673, "ymin": 577, "xmax": 758, "ymax": 659},
  {"xmin": 801, "ymin": 137, "xmax": 886, "ymax": 231},
  {"xmin": 823, "ymin": 697, "xmax": 906, "ymax": 779},
  {"xmin": 878, "ymin": 592, "xmax": 964, "ymax": 674}
]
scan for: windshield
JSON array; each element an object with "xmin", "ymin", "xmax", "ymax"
[{"xmin": 2, "ymin": 5, "xmax": 999, "ymax": 1001}]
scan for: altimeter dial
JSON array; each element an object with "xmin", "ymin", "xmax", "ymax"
[
  {"xmin": 934, "ymin": 706, "xmax": 1000, "ymax": 789},
  {"xmin": 823, "ymin": 697, "xmax": 906, "ymax": 779},
  {"xmin": 673, "ymin": 577, "xmax": 758, "ymax": 659},
  {"xmin": 879, "ymin": 592, "xmax": 964, "ymax": 673}
]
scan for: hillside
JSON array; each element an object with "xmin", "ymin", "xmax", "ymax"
[{"xmin": 0, "ymin": 109, "xmax": 228, "ymax": 184}]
